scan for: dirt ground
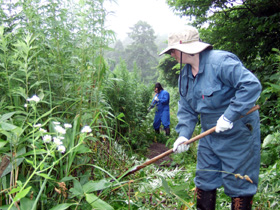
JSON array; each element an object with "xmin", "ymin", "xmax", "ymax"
[{"xmin": 146, "ymin": 142, "xmax": 173, "ymax": 166}]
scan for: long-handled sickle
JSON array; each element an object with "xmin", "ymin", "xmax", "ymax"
[{"xmin": 118, "ymin": 105, "xmax": 260, "ymax": 180}]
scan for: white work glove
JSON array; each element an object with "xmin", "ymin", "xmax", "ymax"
[
  {"xmin": 147, "ymin": 106, "xmax": 152, "ymax": 112},
  {"xmin": 215, "ymin": 114, "xmax": 233, "ymax": 133},
  {"xmin": 154, "ymin": 96, "xmax": 159, "ymax": 101},
  {"xmin": 173, "ymin": 136, "xmax": 190, "ymax": 153}
]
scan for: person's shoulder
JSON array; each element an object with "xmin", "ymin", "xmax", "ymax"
[
  {"xmin": 204, "ymin": 49, "xmax": 235, "ymax": 57},
  {"xmin": 202, "ymin": 50, "xmax": 240, "ymax": 63}
]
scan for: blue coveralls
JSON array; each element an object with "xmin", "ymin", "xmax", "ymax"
[
  {"xmin": 175, "ymin": 50, "xmax": 262, "ymax": 197},
  {"xmin": 151, "ymin": 90, "xmax": 170, "ymax": 130}
]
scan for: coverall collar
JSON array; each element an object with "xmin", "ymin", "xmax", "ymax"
[{"xmin": 183, "ymin": 57, "xmax": 205, "ymax": 79}]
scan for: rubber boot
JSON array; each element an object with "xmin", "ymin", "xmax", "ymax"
[
  {"xmin": 196, "ymin": 187, "xmax": 216, "ymax": 210},
  {"xmin": 155, "ymin": 129, "xmax": 160, "ymax": 134},
  {"xmin": 165, "ymin": 128, "xmax": 170, "ymax": 136},
  {"xmin": 231, "ymin": 196, "xmax": 253, "ymax": 210}
]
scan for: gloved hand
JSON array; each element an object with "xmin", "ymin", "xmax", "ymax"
[
  {"xmin": 173, "ymin": 136, "xmax": 189, "ymax": 153},
  {"xmin": 215, "ymin": 114, "xmax": 233, "ymax": 133},
  {"xmin": 154, "ymin": 96, "xmax": 159, "ymax": 101},
  {"xmin": 147, "ymin": 106, "xmax": 152, "ymax": 112}
]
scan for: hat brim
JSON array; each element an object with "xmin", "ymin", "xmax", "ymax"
[{"xmin": 159, "ymin": 41, "xmax": 212, "ymax": 56}]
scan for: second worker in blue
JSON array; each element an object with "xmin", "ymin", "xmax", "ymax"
[{"xmin": 149, "ymin": 83, "xmax": 171, "ymax": 136}]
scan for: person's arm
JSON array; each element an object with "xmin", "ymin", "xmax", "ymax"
[
  {"xmin": 152, "ymin": 94, "xmax": 159, "ymax": 104},
  {"xmin": 218, "ymin": 54, "xmax": 262, "ymax": 122},
  {"xmin": 173, "ymin": 96, "xmax": 198, "ymax": 153},
  {"xmin": 175, "ymin": 96, "xmax": 199, "ymax": 139},
  {"xmin": 149, "ymin": 94, "xmax": 158, "ymax": 109},
  {"xmin": 159, "ymin": 91, "xmax": 169, "ymax": 105}
]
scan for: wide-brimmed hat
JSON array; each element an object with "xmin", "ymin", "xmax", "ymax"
[{"xmin": 159, "ymin": 26, "xmax": 212, "ymax": 56}]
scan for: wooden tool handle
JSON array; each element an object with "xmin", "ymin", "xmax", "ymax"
[{"xmin": 123, "ymin": 105, "xmax": 260, "ymax": 178}]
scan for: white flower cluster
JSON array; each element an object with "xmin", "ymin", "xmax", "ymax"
[
  {"xmin": 42, "ymin": 135, "xmax": 52, "ymax": 143},
  {"xmin": 54, "ymin": 125, "xmax": 66, "ymax": 135},
  {"xmin": 34, "ymin": 123, "xmax": 42, "ymax": 127},
  {"xmin": 41, "ymin": 123, "xmax": 92, "ymax": 154},
  {"xmin": 27, "ymin": 95, "xmax": 40, "ymax": 103},
  {"xmin": 43, "ymin": 135, "xmax": 66, "ymax": 153},
  {"xmin": 41, "ymin": 122, "xmax": 72, "ymax": 154},
  {"xmin": 81, "ymin": 125, "xmax": 92, "ymax": 133},
  {"xmin": 53, "ymin": 136, "xmax": 64, "ymax": 146},
  {"xmin": 24, "ymin": 94, "xmax": 40, "ymax": 108}
]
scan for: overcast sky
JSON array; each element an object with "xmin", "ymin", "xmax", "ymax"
[{"xmin": 104, "ymin": 0, "xmax": 190, "ymax": 40}]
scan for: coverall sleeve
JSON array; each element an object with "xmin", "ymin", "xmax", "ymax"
[
  {"xmin": 159, "ymin": 91, "xmax": 169, "ymax": 105},
  {"xmin": 218, "ymin": 55, "xmax": 262, "ymax": 122},
  {"xmin": 150, "ymin": 94, "xmax": 158, "ymax": 108},
  {"xmin": 175, "ymin": 96, "xmax": 199, "ymax": 139}
]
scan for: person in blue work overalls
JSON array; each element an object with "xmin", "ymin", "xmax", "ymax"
[
  {"xmin": 149, "ymin": 83, "xmax": 170, "ymax": 136},
  {"xmin": 159, "ymin": 26, "xmax": 262, "ymax": 210}
]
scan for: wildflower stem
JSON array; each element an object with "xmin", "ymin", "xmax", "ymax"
[
  {"xmin": 36, "ymin": 138, "xmax": 85, "ymax": 174},
  {"xmin": 8, "ymin": 130, "xmax": 86, "ymax": 210},
  {"xmin": 8, "ymin": 153, "xmax": 50, "ymax": 210},
  {"xmin": 31, "ymin": 167, "xmax": 54, "ymax": 210}
]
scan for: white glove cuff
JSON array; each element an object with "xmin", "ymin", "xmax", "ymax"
[
  {"xmin": 215, "ymin": 114, "xmax": 233, "ymax": 133},
  {"xmin": 223, "ymin": 115, "xmax": 232, "ymax": 123}
]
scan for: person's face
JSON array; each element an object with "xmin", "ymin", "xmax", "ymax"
[
  {"xmin": 170, "ymin": 49, "xmax": 181, "ymax": 62},
  {"xmin": 154, "ymin": 88, "xmax": 159, "ymax": 94},
  {"xmin": 170, "ymin": 49, "xmax": 193, "ymax": 64}
]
